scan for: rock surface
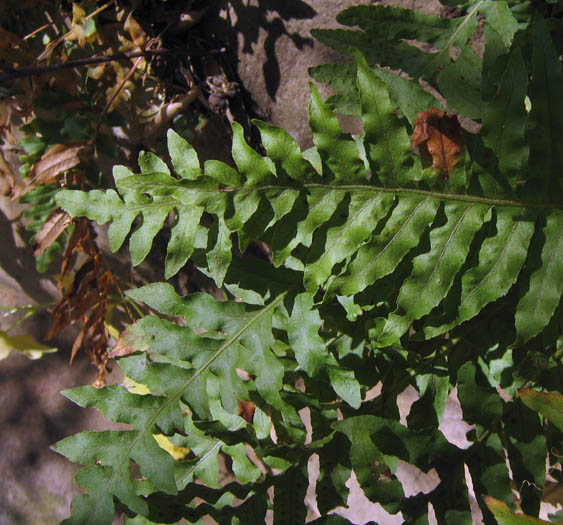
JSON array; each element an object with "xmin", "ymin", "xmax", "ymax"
[{"xmin": 202, "ymin": 0, "xmax": 447, "ymax": 147}]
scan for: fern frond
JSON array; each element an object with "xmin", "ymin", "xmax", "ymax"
[
  {"xmin": 58, "ymin": 43, "xmax": 563, "ymax": 345},
  {"xmin": 54, "ymin": 5, "xmax": 563, "ymax": 521}
]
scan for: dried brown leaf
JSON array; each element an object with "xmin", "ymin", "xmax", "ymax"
[
  {"xmin": 47, "ymin": 261, "xmax": 101, "ymax": 338},
  {"xmin": 238, "ymin": 400, "xmax": 256, "ymax": 423},
  {"xmin": 33, "ymin": 209, "xmax": 73, "ymax": 256},
  {"xmin": 59, "ymin": 218, "xmax": 99, "ymax": 279},
  {"xmin": 0, "ymin": 149, "xmax": 15, "ymax": 196},
  {"xmin": 412, "ymin": 108, "xmax": 465, "ymax": 177},
  {"xmin": 11, "ymin": 143, "xmax": 91, "ymax": 199},
  {"xmin": 47, "ymin": 219, "xmax": 114, "ymax": 385},
  {"xmin": 124, "ymin": 12, "xmax": 148, "ymax": 49}
]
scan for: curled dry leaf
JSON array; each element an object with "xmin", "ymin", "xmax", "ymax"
[
  {"xmin": 411, "ymin": 108, "xmax": 465, "ymax": 177},
  {"xmin": 33, "ymin": 209, "xmax": 73, "ymax": 256},
  {"xmin": 0, "ymin": 149, "xmax": 15, "ymax": 196},
  {"xmin": 11, "ymin": 143, "xmax": 91, "ymax": 199}
]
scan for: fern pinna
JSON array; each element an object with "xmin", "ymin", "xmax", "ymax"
[{"xmin": 54, "ymin": 2, "xmax": 563, "ymax": 524}]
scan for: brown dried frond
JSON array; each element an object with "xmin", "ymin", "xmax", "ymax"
[{"xmin": 47, "ymin": 218, "xmax": 114, "ymax": 386}]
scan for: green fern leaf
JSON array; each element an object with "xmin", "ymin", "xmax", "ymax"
[
  {"xmin": 61, "ymin": 466, "xmax": 118, "ymax": 525},
  {"xmin": 437, "ymin": 46, "xmax": 483, "ymax": 119},
  {"xmin": 355, "ymin": 51, "xmax": 420, "ymax": 186},
  {"xmin": 57, "ymin": 42, "xmax": 563, "ymax": 348},
  {"xmin": 479, "ymin": 1, "xmax": 519, "ymax": 48},
  {"xmin": 54, "ymin": 6, "xmax": 563, "ymax": 520},
  {"xmin": 168, "ymin": 129, "xmax": 201, "ymax": 180},
  {"xmin": 54, "ymin": 431, "xmax": 169, "ymax": 519},
  {"xmin": 424, "ymin": 207, "xmax": 535, "ymax": 339},
  {"xmin": 327, "ymin": 195, "xmax": 439, "ymax": 298},
  {"xmin": 313, "ymin": 3, "xmax": 481, "ymax": 80},
  {"xmin": 309, "ymin": 61, "xmax": 444, "ymax": 125},
  {"xmin": 481, "ymin": 47, "xmax": 529, "ymax": 186},
  {"xmin": 528, "ymin": 16, "xmax": 563, "ymax": 198},
  {"xmin": 309, "ymin": 83, "xmax": 365, "ymax": 183},
  {"xmin": 382, "ymin": 202, "xmax": 490, "ymax": 343},
  {"xmin": 123, "ymin": 283, "xmax": 301, "ymax": 430},
  {"xmin": 515, "ymin": 211, "xmax": 563, "ymax": 342}
]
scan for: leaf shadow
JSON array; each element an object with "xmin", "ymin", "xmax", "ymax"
[
  {"xmin": 0, "ymin": 202, "xmax": 55, "ymax": 304},
  {"xmin": 204, "ymin": 0, "xmax": 317, "ymax": 101}
]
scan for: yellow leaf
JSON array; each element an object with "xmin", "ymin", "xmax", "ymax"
[
  {"xmin": 72, "ymin": 2, "xmax": 86, "ymax": 24},
  {"xmin": 153, "ymin": 434, "xmax": 191, "ymax": 461},
  {"xmin": 0, "ymin": 331, "xmax": 57, "ymax": 360},
  {"xmin": 122, "ymin": 376, "xmax": 151, "ymax": 395}
]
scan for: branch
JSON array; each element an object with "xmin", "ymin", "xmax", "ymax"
[{"xmin": 0, "ymin": 48, "xmax": 225, "ymax": 82}]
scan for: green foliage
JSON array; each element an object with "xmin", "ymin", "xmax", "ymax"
[{"xmin": 54, "ymin": 1, "xmax": 563, "ymax": 523}]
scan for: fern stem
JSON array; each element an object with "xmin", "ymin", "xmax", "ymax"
[
  {"xmin": 207, "ymin": 183, "xmax": 563, "ymax": 210},
  {"xmin": 125, "ymin": 179, "xmax": 563, "ymax": 210},
  {"xmin": 302, "ymin": 184, "xmax": 563, "ymax": 210}
]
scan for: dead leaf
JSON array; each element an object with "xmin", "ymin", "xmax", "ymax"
[
  {"xmin": 47, "ymin": 260, "xmax": 102, "ymax": 337},
  {"xmin": 124, "ymin": 12, "xmax": 148, "ymax": 49},
  {"xmin": 33, "ymin": 209, "xmax": 73, "ymax": 256},
  {"xmin": 71, "ymin": 2, "xmax": 88, "ymax": 46},
  {"xmin": 238, "ymin": 400, "xmax": 256, "ymax": 423},
  {"xmin": 11, "ymin": 143, "xmax": 91, "ymax": 199},
  {"xmin": 411, "ymin": 108, "xmax": 464, "ymax": 177},
  {"xmin": 47, "ymin": 219, "xmax": 114, "ymax": 386},
  {"xmin": 59, "ymin": 218, "xmax": 98, "ymax": 279},
  {"xmin": 0, "ymin": 149, "xmax": 15, "ymax": 195}
]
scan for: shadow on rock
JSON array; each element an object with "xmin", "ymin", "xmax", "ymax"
[
  {"xmin": 203, "ymin": 0, "xmax": 316, "ymax": 100},
  {"xmin": 0, "ymin": 203, "xmax": 55, "ymax": 305}
]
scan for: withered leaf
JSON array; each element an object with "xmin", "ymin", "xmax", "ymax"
[
  {"xmin": 47, "ymin": 261, "xmax": 102, "ymax": 338},
  {"xmin": 0, "ymin": 149, "xmax": 15, "ymax": 196},
  {"xmin": 33, "ymin": 209, "xmax": 73, "ymax": 256},
  {"xmin": 11, "ymin": 143, "xmax": 91, "ymax": 199},
  {"xmin": 237, "ymin": 400, "xmax": 256, "ymax": 424},
  {"xmin": 412, "ymin": 108, "xmax": 464, "ymax": 177},
  {"xmin": 47, "ymin": 219, "xmax": 113, "ymax": 385},
  {"xmin": 124, "ymin": 12, "xmax": 148, "ymax": 49}
]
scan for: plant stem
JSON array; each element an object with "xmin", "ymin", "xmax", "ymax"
[{"xmin": 0, "ymin": 48, "xmax": 225, "ymax": 82}]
